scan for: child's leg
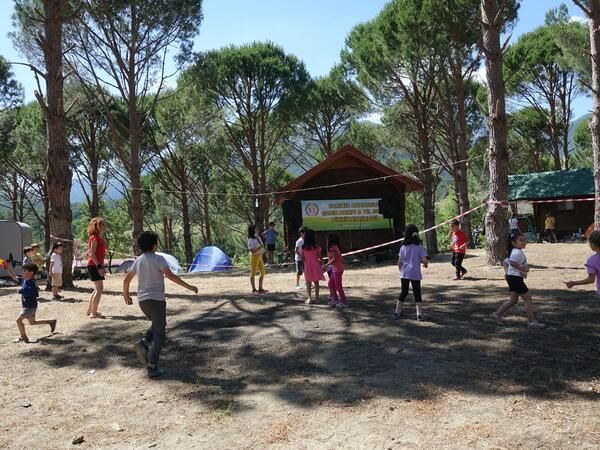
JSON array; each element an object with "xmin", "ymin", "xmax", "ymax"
[
  {"xmin": 411, "ymin": 280, "xmax": 423, "ymax": 316},
  {"xmin": 139, "ymin": 300, "xmax": 166, "ymax": 368},
  {"xmin": 395, "ymin": 278, "xmax": 410, "ymax": 313},
  {"xmin": 496, "ymin": 292, "xmax": 519, "ymax": 317},
  {"xmin": 90, "ymin": 281, "xmax": 104, "ymax": 316},
  {"xmin": 314, "ymin": 281, "xmax": 320, "ymax": 300},
  {"xmin": 249, "ymin": 255, "xmax": 257, "ymax": 291},
  {"xmin": 451, "ymin": 253, "xmax": 457, "ymax": 270},
  {"xmin": 306, "ymin": 281, "xmax": 313, "ymax": 302},
  {"xmin": 28, "ymin": 316, "xmax": 57, "ymax": 332},
  {"xmin": 456, "ymin": 253, "xmax": 466, "ymax": 274},
  {"xmin": 328, "ymin": 275, "xmax": 337, "ymax": 301},
  {"xmin": 16, "ymin": 316, "xmax": 28, "ymax": 342},
  {"xmin": 258, "ymin": 258, "xmax": 265, "ymax": 290},
  {"xmin": 521, "ymin": 293, "xmax": 536, "ymax": 322},
  {"xmin": 334, "ymin": 271, "xmax": 346, "ymax": 303}
]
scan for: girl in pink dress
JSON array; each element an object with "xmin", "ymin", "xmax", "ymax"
[
  {"xmin": 324, "ymin": 233, "xmax": 347, "ymax": 308},
  {"xmin": 302, "ymin": 228, "xmax": 325, "ymax": 304}
]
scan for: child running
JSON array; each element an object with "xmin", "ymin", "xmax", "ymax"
[
  {"xmin": 302, "ymin": 228, "xmax": 325, "ymax": 304},
  {"xmin": 15, "ymin": 263, "xmax": 56, "ymax": 343},
  {"xmin": 449, "ymin": 219, "xmax": 468, "ymax": 280},
  {"xmin": 324, "ymin": 233, "xmax": 347, "ymax": 308},
  {"xmin": 492, "ymin": 232, "xmax": 545, "ymax": 328},
  {"xmin": 395, "ymin": 224, "xmax": 428, "ymax": 320},
  {"xmin": 565, "ymin": 230, "xmax": 600, "ymax": 294},
  {"xmin": 248, "ymin": 224, "xmax": 267, "ymax": 294},
  {"xmin": 123, "ymin": 231, "xmax": 198, "ymax": 378}
]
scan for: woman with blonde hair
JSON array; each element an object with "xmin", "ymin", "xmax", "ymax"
[{"xmin": 86, "ymin": 217, "xmax": 107, "ymax": 318}]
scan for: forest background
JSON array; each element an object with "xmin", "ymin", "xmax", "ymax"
[{"xmin": 0, "ymin": 0, "xmax": 594, "ymax": 272}]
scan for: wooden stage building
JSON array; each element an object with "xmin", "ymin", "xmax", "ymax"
[{"xmin": 276, "ymin": 145, "xmax": 423, "ymax": 255}]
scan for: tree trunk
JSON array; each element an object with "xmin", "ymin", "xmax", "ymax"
[
  {"xmin": 416, "ymin": 117, "xmax": 438, "ymax": 254},
  {"xmin": 90, "ymin": 133, "xmax": 100, "ymax": 217},
  {"xmin": 128, "ymin": 5, "xmax": 143, "ymax": 254},
  {"xmin": 587, "ymin": 2, "xmax": 600, "ymax": 230},
  {"xmin": 548, "ymin": 97, "xmax": 562, "ymax": 170},
  {"xmin": 453, "ymin": 72, "xmax": 472, "ymax": 241},
  {"xmin": 181, "ymin": 188, "xmax": 193, "ymax": 264},
  {"xmin": 202, "ymin": 192, "xmax": 212, "ymax": 245},
  {"xmin": 42, "ymin": 0, "xmax": 74, "ymax": 287},
  {"xmin": 481, "ymin": 0, "xmax": 509, "ymax": 264}
]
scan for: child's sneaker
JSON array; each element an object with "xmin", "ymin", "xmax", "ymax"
[
  {"xmin": 336, "ymin": 302, "xmax": 348, "ymax": 308},
  {"xmin": 295, "ymin": 285, "xmax": 303, "ymax": 290},
  {"xmin": 134, "ymin": 341, "xmax": 148, "ymax": 366},
  {"xmin": 490, "ymin": 312, "xmax": 503, "ymax": 323},
  {"xmin": 416, "ymin": 315, "xmax": 424, "ymax": 321},
  {"xmin": 460, "ymin": 268, "xmax": 468, "ymax": 277},
  {"xmin": 50, "ymin": 320, "xmax": 57, "ymax": 333},
  {"xmin": 146, "ymin": 366, "xmax": 165, "ymax": 379},
  {"xmin": 52, "ymin": 295, "xmax": 63, "ymax": 300},
  {"xmin": 528, "ymin": 320, "xmax": 546, "ymax": 329},
  {"xmin": 451, "ymin": 276, "xmax": 461, "ymax": 281},
  {"xmin": 394, "ymin": 311, "xmax": 403, "ymax": 319},
  {"xmin": 328, "ymin": 298, "xmax": 338, "ymax": 307}
]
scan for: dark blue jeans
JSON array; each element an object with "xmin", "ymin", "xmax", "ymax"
[{"xmin": 139, "ymin": 300, "xmax": 166, "ymax": 367}]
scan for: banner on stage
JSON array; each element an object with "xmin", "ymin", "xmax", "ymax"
[{"xmin": 301, "ymin": 198, "xmax": 389, "ymax": 231}]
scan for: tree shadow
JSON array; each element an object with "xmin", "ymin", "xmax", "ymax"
[{"xmin": 22, "ymin": 284, "xmax": 600, "ymax": 413}]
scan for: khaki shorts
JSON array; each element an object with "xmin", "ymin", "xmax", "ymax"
[{"xmin": 51, "ymin": 273, "xmax": 63, "ymax": 288}]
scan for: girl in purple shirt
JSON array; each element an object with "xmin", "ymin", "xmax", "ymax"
[
  {"xmin": 565, "ymin": 230, "xmax": 600, "ymax": 295},
  {"xmin": 395, "ymin": 224, "xmax": 429, "ymax": 320}
]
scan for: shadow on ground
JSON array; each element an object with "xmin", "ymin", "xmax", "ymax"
[{"xmin": 23, "ymin": 283, "xmax": 600, "ymax": 413}]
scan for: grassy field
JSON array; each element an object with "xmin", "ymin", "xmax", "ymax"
[{"xmin": 1, "ymin": 243, "xmax": 599, "ymax": 449}]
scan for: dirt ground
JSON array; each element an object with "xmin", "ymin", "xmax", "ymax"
[{"xmin": 1, "ymin": 243, "xmax": 600, "ymax": 449}]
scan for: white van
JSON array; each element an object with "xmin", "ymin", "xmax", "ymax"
[{"xmin": 0, "ymin": 221, "xmax": 32, "ymax": 277}]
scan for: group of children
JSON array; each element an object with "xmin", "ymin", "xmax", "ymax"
[
  {"xmin": 11, "ymin": 242, "xmax": 66, "ymax": 343},
  {"xmin": 248, "ymin": 224, "xmax": 348, "ymax": 307},
  {"xmin": 7, "ymin": 215, "xmax": 600, "ymax": 377}
]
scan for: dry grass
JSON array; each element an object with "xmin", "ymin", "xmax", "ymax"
[{"xmin": 1, "ymin": 243, "xmax": 600, "ymax": 449}]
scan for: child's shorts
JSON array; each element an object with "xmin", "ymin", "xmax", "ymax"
[
  {"xmin": 19, "ymin": 307, "xmax": 37, "ymax": 318},
  {"xmin": 295, "ymin": 260, "xmax": 304, "ymax": 275},
  {"xmin": 51, "ymin": 273, "xmax": 63, "ymax": 287},
  {"xmin": 506, "ymin": 275, "xmax": 528, "ymax": 294}
]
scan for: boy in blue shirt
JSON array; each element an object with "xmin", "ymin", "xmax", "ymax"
[
  {"xmin": 262, "ymin": 221, "xmax": 278, "ymax": 265},
  {"xmin": 16, "ymin": 263, "xmax": 57, "ymax": 343}
]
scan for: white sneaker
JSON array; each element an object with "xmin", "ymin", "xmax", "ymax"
[
  {"xmin": 490, "ymin": 313, "xmax": 503, "ymax": 323},
  {"xmin": 295, "ymin": 285, "xmax": 303, "ymax": 290},
  {"xmin": 528, "ymin": 320, "xmax": 546, "ymax": 329}
]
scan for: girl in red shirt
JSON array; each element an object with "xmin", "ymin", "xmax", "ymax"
[
  {"xmin": 86, "ymin": 217, "xmax": 107, "ymax": 318},
  {"xmin": 449, "ymin": 219, "xmax": 468, "ymax": 280}
]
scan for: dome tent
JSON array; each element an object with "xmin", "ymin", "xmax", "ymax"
[{"xmin": 188, "ymin": 246, "xmax": 233, "ymax": 273}]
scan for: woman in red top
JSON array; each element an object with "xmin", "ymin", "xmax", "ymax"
[{"xmin": 86, "ymin": 217, "xmax": 107, "ymax": 318}]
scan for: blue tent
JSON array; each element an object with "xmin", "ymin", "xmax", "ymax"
[{"xmin": 188, "ymin": 246, "xmax": 233, "ymax": 273}]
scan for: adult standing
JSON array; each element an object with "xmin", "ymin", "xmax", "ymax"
[
  {"xmin": 544, "ymin": 211, "xmax": 558, "ymax": 243},
  {"xmin": 86, "ymin": 217, "xmax": 107, "ymax": 318}
]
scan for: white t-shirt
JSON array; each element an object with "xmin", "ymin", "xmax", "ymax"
[
  {"xmin": 295, "ymin": 237, "xmax": 304, "ymax": 261},
  {"xmin": 50, "ymin": 252, "xmax": 63, "ymax": 274},
  {"xmin": 509, "ymin": 218, "xmax": 519, "ymax": 229},
  {"xmin": 248, "ymin": 237, "xmax": 264, "ymax": 255},
  {"xmin": 506, "ymin": 248, "xmax": 527, "ymax": 278},
  {"xmin": 129, "ymin": 252, "xmax": 170, "ymax": 302}
]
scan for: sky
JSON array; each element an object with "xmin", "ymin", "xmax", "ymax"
[{"xmin": 0, "ymin": 0, "xmax": 592, "ymax": 119}]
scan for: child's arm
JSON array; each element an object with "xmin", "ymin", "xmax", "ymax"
[
  {"xmin": 122, "ymin": 271, "xmax": 135, "ymax": 304},
  {"xmin": 397, "ymin": 256, "xmax": 403, "ymax": 271},
  {"xmin": 6, "ymin": 266, "xmax": 18, "ymax": 282},
  {"xmin": 507, "ymin": 259, "xmax": 529, "ymax": 273},
  {"xmin": 48, "ymin": 259, "xmax": 54, "ymax": 275},
  {"xmin": 162, "ymin": 268, "xmax": 198, "ymax": 293},
  {"xmin": 565, "ymin": 273, "xmax": 596, "ymax": 288},
  {"xmin": 420, "ymin": 256, "xmax": 429, "ymax": 268}
]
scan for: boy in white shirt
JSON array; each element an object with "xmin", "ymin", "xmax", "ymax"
[
  {"xmin": 123, "ymin": 231, "xmax": 198, "ymax": 378},
  {"xmin": 48, "ymin": 242, "xmax": 64, "ymax": 300}
]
